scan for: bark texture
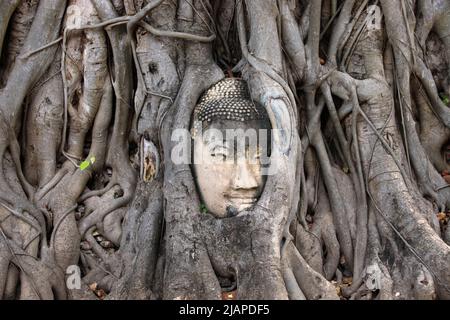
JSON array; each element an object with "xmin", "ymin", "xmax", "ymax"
[{"xmin": 0, "ymin": 0, "xmax": 449, "ymax": 300}]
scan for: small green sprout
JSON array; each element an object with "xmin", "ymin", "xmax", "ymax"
[
  {"xmin": 440, "ymin": 93, "xmax": 449, "ymax": 106},
  {"xmin": 200, "ymin": 203, "xmax": 208, "ymax": 214}
]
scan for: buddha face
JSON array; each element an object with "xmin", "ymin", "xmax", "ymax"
[{"xmin": 192, "ymin": 119, "xmax": 271, "ymax": 218}]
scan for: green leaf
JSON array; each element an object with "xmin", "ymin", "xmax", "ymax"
[
  {"xmin": 440, "ymin": 93, "xmax": 449, "ymax": 106},
  {"xmin": 79, "ymin": 156, "xmax": 96, "ymax": 171},
  {"xmin": 79, "ymin": 160, "xmax": 90, "ymax": 171},
  {"xmin": 444, "ymin": 96, "xmax": 450, "ymax": 106}
]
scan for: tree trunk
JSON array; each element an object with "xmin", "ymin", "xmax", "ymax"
[{"xmin": 0, "ymin": 0, "xmax": 450, "ymax": 300}]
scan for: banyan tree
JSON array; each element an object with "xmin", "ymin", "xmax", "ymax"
[{"xmin": 0, "ymin": 0, "xmax": 450, "ymax": 300}]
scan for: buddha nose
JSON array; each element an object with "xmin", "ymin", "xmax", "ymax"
[{"xmin": 231, "ymin": 161, "xmax": 259, "ymax": 190}]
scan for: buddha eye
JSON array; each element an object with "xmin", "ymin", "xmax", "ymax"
[
  {"xmin": 211, "ymin": 152, "xmax": 227, "ymax": 161},
  {"xmin": 253, "ymin": 148, "xmax": 262, "ymax": 160},
  {"xmin": 211, "ymin": 150, "xmax": 226, "ymax": 157}
]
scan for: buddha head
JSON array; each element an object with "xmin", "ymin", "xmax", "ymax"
[{"xmin": 191, "ymin": 78, "xmax": 272, "ymax": 218}]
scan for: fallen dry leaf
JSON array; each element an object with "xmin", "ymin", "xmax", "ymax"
[
  {"xmin": 221, "ymin": 290, "xmax": 236, "ymax": 300},
  {"xmin": 335, "ymin": 285, "xmax": 342, "ymax": 297},
  {"xmin": 343, "ymin": 277, "xmax": 353, "ymax": 285},
  {"xmin": 437, "ymin": 212, "xmax": 447, "ymax": 222},
  {"xmin": 89, "ymin": 282, "xmax": 97, "ymax": 291},
  {"xmin": 95, "ymin": 289, "xmax": 106, "ymax": 300}
]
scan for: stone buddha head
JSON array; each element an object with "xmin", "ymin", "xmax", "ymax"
[{"xmin": 191, "ymin": 78, "xmax": 272, "ymax": 218}]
